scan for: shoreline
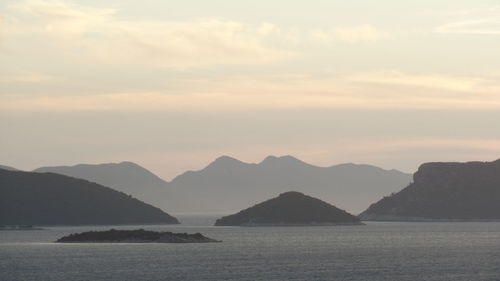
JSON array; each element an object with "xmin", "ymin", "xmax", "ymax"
[
  {"xmin": 218, "ymin": 222, "xmax": 365, "ymax": 227},
  {"xmin": 359, "ymin": 215, "xmax": 500, "ymax": 222}
]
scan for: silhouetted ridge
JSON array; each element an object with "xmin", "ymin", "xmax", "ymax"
[
  {"xmin": 33, "ymin": 161, "xmax": 171, "ymax": 212},
  {"xmin": 0, "ymin": 165, "xmax": 19, "ymax": 171},
  {"xmin": 215, "ymin": 191, "xmax": 361, "ymax": 226},
  {"xmin": 360, "ymin": 159, "xmax": 500, "ymax": 221},
  {"xmin": 0, "ymin": 169, "xmax": 179, "ymax": 225},
  {"xmin": 168, "ymin": 155, "xmax": 411, "ymax": 214},
  {"xmin": 205, "ymin": 156, "xmax": 247, "ymax": 169},
  {"xmin": 260, "ymin": 155, "xmax": 314, "ymax": 169}
]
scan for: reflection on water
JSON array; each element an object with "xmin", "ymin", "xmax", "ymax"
[{"xmin": 1, "ymin": 221, "xmax": 500, "ymax": 281}]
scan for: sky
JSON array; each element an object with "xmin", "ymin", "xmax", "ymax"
[{"xmin": 1, "ymin": 0, "xmax": 500, "ymax": 180}]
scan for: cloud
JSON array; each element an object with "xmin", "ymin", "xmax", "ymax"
[
  {"xmin": 310, "ymin": 25, "xmax": 387, "ymax": 43},
  {"xmin": 0, "ymin": 72, "xmax": 56, "ymax": 82},
  {"xmin": 2, "ymin": 0, "xmax": 391, "ymax": 69},
  {"xmin": 434, "ymin": 6, "xmax": 500, "ymax": 35},
  {"xmin": 11, "ymin": 0, "xmax": 114, "ymax": 33},
  {"xmin": 2, "ymin": 71, "xmax": 500, "ymax": 112},
  {"xmin": 435, "ymin": 19, "xmax": 500, "ymax": 35},
  {"xmin": 3, "ymin": 0, "xmax": 293, "ymax": 68},
  {"xmin": 346, "ymin": 71, "xmax": 487, "ymax": 92}
]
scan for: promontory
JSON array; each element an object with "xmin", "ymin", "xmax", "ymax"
[{"xmin": 360, "ymin": 159, "xmax": 500, "ymax": 221}]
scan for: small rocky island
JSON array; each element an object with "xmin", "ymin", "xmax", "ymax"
[
  {"xmin": 56, "ymin": 229, "xmax": 220, "ymax": 243},
  {"xmin": 215, "ymin": 191, "xmax": 362, "ymax": 226}
]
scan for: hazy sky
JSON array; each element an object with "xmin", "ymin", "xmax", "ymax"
[{"xmin": 1, "ymin": 0, "xmax": 500, "ymax": 179}]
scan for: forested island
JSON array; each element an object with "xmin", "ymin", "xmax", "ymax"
[{"xmin": 215, "ymin": 191, "xmax": 362, "ymax": 226}]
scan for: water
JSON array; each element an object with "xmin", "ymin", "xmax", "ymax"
[{"xmin": 1, "ymin": 219, "xmax": 500, "ymax": 281}]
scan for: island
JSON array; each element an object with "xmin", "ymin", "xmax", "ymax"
[
  {"xmin": 359, "ymin": 159, "xmax": 500, "ymax": 221},
  {"xmin": 215, "ymin": 191, "xmax": 362, "ymax": 226},
  {"xmin": 56, "ymin": 229, "xmax": 220, "ymax": 243},
  {"xmin": 0, "ymin": 225, "xmax": 44, "ymax": 231},
  {"xmin": 0, "ymin": 168, "xmax": 179, "ymax": 225}
]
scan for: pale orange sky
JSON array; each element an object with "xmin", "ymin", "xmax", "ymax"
[{"xmin": 1, "ymin": 0, "xmax": 499, "ymax": 179}]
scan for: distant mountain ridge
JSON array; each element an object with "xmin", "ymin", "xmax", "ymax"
[
  {"xmin": 34, "ymin": 162, "xmax": 171, "ymax": 212},
  {"xmin": 360, "ymin": 159, "xmax": 500, "ymax": 221},
  {"xmin": 34, "ymin": 156, "xmax": 412, "ymax": 215},
  {"xmin": 0, "ymin": 165, "xmax": 19, "ymax": 171},
  {"xmin": 168, "ymin": 155, "xmax": 411, "ymax": 214},
  {"xmin": 0, "ymin": 168, "xmax": 179, "ymax": 225}
]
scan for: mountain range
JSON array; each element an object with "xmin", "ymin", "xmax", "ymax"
[{"xmin": 33, "ymin": 155, "xmax": 412, "ymax": 215}]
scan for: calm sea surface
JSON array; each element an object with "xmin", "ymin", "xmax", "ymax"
[{"xmin": 1, "ymin": 218, "xmax": 500, "ymax": 281}]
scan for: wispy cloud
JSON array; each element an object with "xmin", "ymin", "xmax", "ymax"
[
  {"xmin": 436, "ymin": 19, "xmax": 500, "ymax": 35},
  {"xmin": 0, "ymin": 72, "xmax": 56, "ymax": 82},
  {"xmin": 3, "ymin": 1, "xmax": 293, "ymax": 68},
  {"xmin": 310, "ymin": 25, "xmax": 388, "ymax": 43},
  {"xmin": 2, "ymin": 0, "xmax": 389, "ymax": 69},
  {"xmin": 434, "ymin": 5, "xmax": 500, "ymax": 35},
  {"xmin": 2, "ymin": 71, "xmax": 500, "ymax": 112}
]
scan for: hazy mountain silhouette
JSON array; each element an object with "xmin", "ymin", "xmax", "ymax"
[
  {"xmin": 0, "ymin": 164, "xmax": 19, "ymax": 171},
  {"xmin": 215, "ymin": 191, "xmax": 361, "ymax": 226},
  {"xmin": 34, "ymin": 162, "xmax": 170, "ymax": 212},
  {"xmin": 168, "ymin": 155, "xmax": 411, "ymax": 214},
  {"xmin": 0, "ymin": 168, "xmax": 179, "ymax": 225},
  {"xmin": 33, "ymin": 156, "xmax": 411, "ymax": 215},
  {"xmin": 359, "ymin": 159, "xmax": 500, "ymax": 221}
]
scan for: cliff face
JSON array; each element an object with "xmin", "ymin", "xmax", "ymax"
[
  {"xmin": 0, "ymin": 169, "xmax": 179, "ymax": 225},
  {"xmin": 215, "ymin": 191, "xmax": 361, "ymax": 226},
  {"xmin": 360, "ymin": 159, "xmax": 500, "ymax": 221}
]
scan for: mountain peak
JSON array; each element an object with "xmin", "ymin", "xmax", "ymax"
[
  {"xmin": 261, "ymin": 155, "xmax": 299, "ymax": 163},
  {"xmin": 117, "ymin": 161, "xmax": 142, "ymax": 168},
  {"xmin": 260, "ymin": 155, "xmax": 311, "ymax": 167},
  {"xmin": 206, "ymin": 156, "xmax": 245, "ymax": 168},
  {"xmin": 278, "ymin": 191, "xmax": 305, "ymax": 197}
]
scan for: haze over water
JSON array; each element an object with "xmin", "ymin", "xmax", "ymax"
[{"xmin": 2, "ymin": 221, "xmax": 500, "ymax": 281}]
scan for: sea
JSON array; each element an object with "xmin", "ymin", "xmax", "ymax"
[{"xmin": 1, "ymin": 217, "xmax": 500, "ymax": 281}]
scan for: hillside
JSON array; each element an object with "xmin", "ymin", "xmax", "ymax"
[
  {"xmin": 0, "ymin": 169, "xmax": 179, "ymax": 225},
  {"xmin": 0, "ymin": 164, "xmax": 19, "ymax": 171},
  {"xmin": 34, "ymin": 162, "xmax": 170, "ymax": 212},
  {"xmin": 359, "ymin": 159, "xmax": 500, "ymax": 221},
  {"xmin": 215, "ymin": 191, "xmax": 361, "ymax": 226}
]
